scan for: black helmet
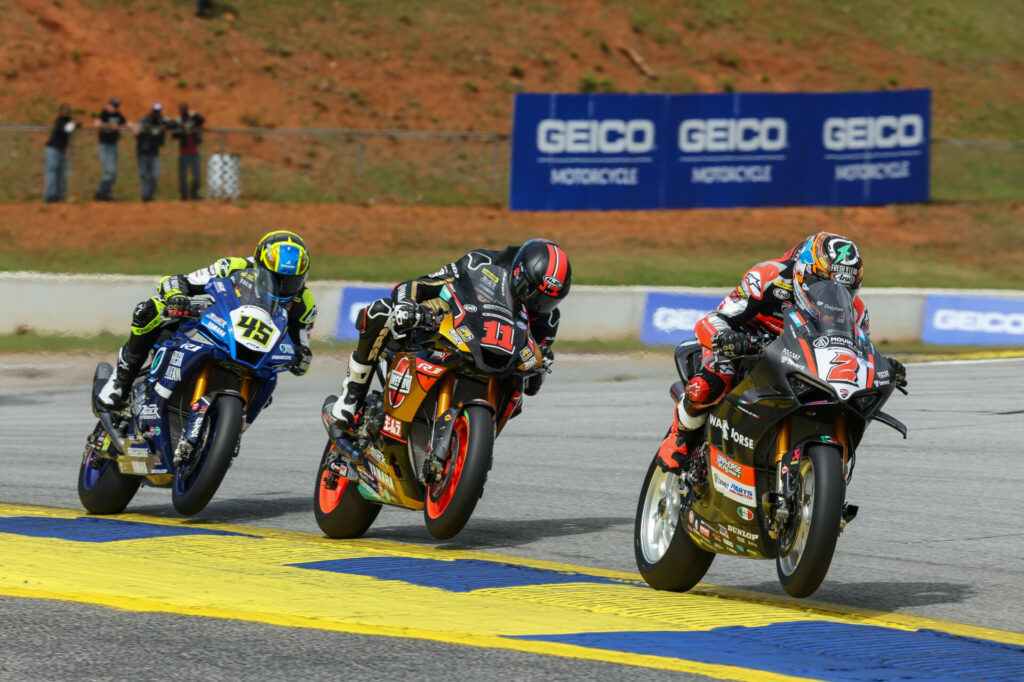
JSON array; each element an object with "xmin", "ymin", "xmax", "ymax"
[{"xmin": 510, "ymin": 238, "xmax": 571, "ymax": 315}]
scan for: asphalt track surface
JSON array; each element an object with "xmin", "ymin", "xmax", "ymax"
[{"xmin": 2, "ymin": 353, "xmax": 1023, "ymax": 680}]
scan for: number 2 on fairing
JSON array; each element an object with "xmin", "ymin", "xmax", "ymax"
[
  {"xmin": 237, "ymin": 315, "xmax": 274, "ymax": 346},
  {"xmin": 827, "ymin": 351, "xmax": 859, "ymax": 384},
  {"xmin": 481, "ymin": 320, "xmax": 515, "ymax": 352}
]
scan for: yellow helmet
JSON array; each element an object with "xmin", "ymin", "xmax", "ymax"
[{"xmin": 254, "ymin": 230, "xmax": 309, "ymax": 299}]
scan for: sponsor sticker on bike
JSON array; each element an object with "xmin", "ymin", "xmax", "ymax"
[
  {"xmin": 387, "ymin": 357, "xmax": 413, "ymax": 408},
  {"xmin": 381, "ymin": 414, "xmax": 404, "ymax": 441}
]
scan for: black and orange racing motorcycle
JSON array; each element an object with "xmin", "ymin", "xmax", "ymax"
[
  {"xmin": 635, "ymin": 280, "xmax": 908, "ymax": 597},
  {"xmin": 314, "ymin": 265, "xmax": 547, "ymax": 540}
]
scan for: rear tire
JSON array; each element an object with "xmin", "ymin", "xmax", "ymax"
[
  {"xmin": 77, "ymin": 424, "xmax": 141, "ymax": 515},
  {"xmin": 313, "ymin": 440, "xmax": 382, "ymax": 538},
  {"xmin": 423, "ymin": 405, "xmax": 493, "ymax": 540},
  {"xmin": 171, "ymin": 395, "xmax": 244, "ymax": 516},
  {"xmin": 634, "ymin": 455, "xmax": 715, "ymax": 592},
  {"xmin": 775, "ymin": 444, "xmax": 845, "ymax": 598}
]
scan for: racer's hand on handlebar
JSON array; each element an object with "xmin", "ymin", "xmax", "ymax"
[
  {"xmin": 392, "ymin": 301, "xmax": 437, "ymax": 333},
  {"xmin": 711, "ymin": 330, "xmax": 755, "ymax": 360},
  {"xmin": 886, "ymin": 356, "xmax": 908, "ymax": 389},
  {"xmin": 290, "ymin": 344, "xmax": 312, "ymax": 376},
  {"xmin": 539, "ymin": 344, "xmax": 554, "ymax": 373},
  {"xmin": 165, "ymin": 293, "xmax": 191, "ymax": 318}
]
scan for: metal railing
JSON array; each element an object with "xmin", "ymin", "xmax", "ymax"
[{"xmin": 1, "ymin": 124, "xmax": 1019, "ymax": 204}]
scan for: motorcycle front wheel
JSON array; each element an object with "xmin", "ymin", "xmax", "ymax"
[
  {"xmin": 171, "ymin": 394, "xmax": 243, "ymax": 516},
  {"xmin": 423, "ymin": 404, "xmax": 493, "ymax": 540},
  {"xmin": 77, "ymin": 423, "xmax": 141, "ymax": 515},
  {"xmin": 775, "ymin": 444, "xmax": 845, "ymax": 598},
  {"xmin": 313, "ymin": 440, "xmax": 382, "ymax": 538},
  {"xmin": 634, "ymin": 455, "xmax": 715, "ymax": 592}
]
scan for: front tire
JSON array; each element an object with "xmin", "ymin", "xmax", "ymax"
[
  {"xmin": 634, "ymin": 455, "xmax": 715, "ymax": 591},
  {"xmin": 313, "ymin": 440, "xmax": 382, "ymax": 538},
  {"xmin": 77, "ymin": 424, "xmax": 141, "ymax": 515},
  {"xmin": 775, "ymin": 444, "xmax": 845, "ymax": 598},
  {"xmin": 423, "ymin": 405, "xmax": 493, "ymax": 540},
  {"xmin": 171, "ymin": 395, "xmax": 244, "ymax": 516}
]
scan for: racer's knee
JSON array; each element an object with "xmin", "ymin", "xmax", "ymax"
[
  {"xmin": 357, "ymin": 299, "xmax": 392, "ymax": 335},
  {"xmin": 130, "ymin": 298, "xmax": 161, "ymax": 332},
  {"xmin": 684, "ymin": 371, "xmax": 728, "ymax": 412}
]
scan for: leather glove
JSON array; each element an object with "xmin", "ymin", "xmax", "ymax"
[
  {"xmin": 886, "ymin": 357, "xmax": 908, "ymax": 388},
  {"xmin": 539, "ymin": 344, "xmax": 554, "ymax": 373},
  {"xmin": 711, "ymin": 330, "xmax": 754, "ymax": 360},
  {"xmin": 290, "ymin": 345, "xmax": 312, "ymax": 376},
  {"xmin": 391, "ymin": 301, "xmax": 427, "ymax": 333},
  {"xmin": 165, "ymin": 293, "xmax": 190, "ymax": 318}
]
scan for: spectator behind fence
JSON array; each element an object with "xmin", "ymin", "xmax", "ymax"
[
  {"xmin": 44, "ymin": 103, "xmax": 80, "ymax": 202},
  {"xmin": 136, "ymin": 102, "xmax": 168, "ymax": 202},
  {"xmin": 172, "ymin": 102, "xmax": 205, "ymax": 200},
  {"xmin": 93, "ymin": 98, "xmax": 126, "ymax": 201}
]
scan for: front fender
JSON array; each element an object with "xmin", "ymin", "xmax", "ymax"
[{"xmin": 182, "ymin": 390, "xmax": 246, "ymax": 447}]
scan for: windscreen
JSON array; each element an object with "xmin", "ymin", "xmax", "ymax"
[
  {"xmin": 229, "ymin": 268, "xmax": 282, "ymax": 316},
  {"xmin": 798, "ymin": 280, "xmax": 856, "ymax": 335}
]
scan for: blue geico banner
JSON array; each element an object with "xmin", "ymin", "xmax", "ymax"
[
  {"xmin": 509, "ymin": 89, "xmax": 930, "ymax": 210},
  {"xmin": 921, "ymin": 295, "xmax": 1024, "ymax": 346},
  {"xmin": 335, "ymin": 286, "xmax": 392, "ymax": 341},
  {"xmin": 641, "ymin": 292, "xmax": 725, "ymax": 345}
]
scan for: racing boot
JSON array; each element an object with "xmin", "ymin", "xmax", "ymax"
[
  {"xmin": 656, "ymin": 401, "xmax": 707, "ymax": 474},
  {"xmin": 97, "ymin": 345, "xmax": 146, "ymax": 411},
  {"xmin": 330, "ymin": 353, "xmax": 374, "ymax": 430}
]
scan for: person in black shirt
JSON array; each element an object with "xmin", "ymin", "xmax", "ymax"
[
  {"xmin": 135, "ymin": 103, "xmax": 168, "ymax": 201},
  {"xmin": 44, "ymin": 103, "xmax": 80, "ymax": 202},
  {"xmin": 93, "ymin": 98, "xmax": 126, "ymax": 201}
]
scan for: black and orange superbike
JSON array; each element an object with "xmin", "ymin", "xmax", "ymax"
[
  {"xmin": 314, "ymin": 265, "xmax": 548, "ymax": 540},
  {"xmin": 635, "ymin": 280, "xmax": 908, "ymax": 597}
]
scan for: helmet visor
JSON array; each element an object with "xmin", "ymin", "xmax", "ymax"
[{"xmin": 272, "ymin": 271, "xmax": 306, "ymax": 300}]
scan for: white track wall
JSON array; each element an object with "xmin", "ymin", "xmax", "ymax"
[{"xmin": 5, "ymin": 272, "xmax": 1023, "ymax": 343}]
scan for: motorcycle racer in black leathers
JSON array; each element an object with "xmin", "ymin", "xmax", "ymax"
[
  {"xmin": 329, "ymin": 238, "xmax": 572, "ymax": 428},
  {"xmin": 97, "ymin": 230, "xmax": 317, "ymax": 410}
]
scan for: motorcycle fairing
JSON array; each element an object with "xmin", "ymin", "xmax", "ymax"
[{"xmin": 97, "ymin": 271, "xmax": 291, "ymax": 485}]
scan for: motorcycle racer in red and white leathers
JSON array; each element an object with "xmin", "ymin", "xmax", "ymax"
[{"xmin": 656, "ymin": 231, "xmax": 907, "ymax": 472}]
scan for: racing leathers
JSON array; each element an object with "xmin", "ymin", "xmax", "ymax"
[
  {"xmin": 656, "ymin": 242, "xmax": 870, "ymax": 471},
  {"xmin": 98, "ymin": 256, "xmax": 317, "ymax": 409},
  {"xmin": 330, "ymin": 245, "xmax": 559, "ymax": 426}
]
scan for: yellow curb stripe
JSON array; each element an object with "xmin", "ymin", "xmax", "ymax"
[{"xmin": 0, "ymin": 585, "xmax": 816, "ymax": 681}]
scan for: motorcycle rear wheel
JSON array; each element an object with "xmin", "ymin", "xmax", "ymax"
[
  {"xmin": 423, "ymin": 405, "xmax": 493, "ymax": 540},
  {"xmin": 775, "ymin": 444, "xmax": 845, "ymax": 598},
  {"xmin": 634, "ymin": 455, "xmax": 715, "ymax": 591},
  {"xmin": 77, "ymin": 424, "xmax": 141, "ymax": 515},
  {"xmin": 171, "ymin": 395, "xmax": 243, "ymax": 516},
  {"xmin": 313, "ymin": 440, "xmax": 382, "ymax": 538}
]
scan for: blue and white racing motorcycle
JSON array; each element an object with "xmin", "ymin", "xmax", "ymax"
[{"xmin": 79, "ymin": 269, "xmax": 296, "ymax": 516}]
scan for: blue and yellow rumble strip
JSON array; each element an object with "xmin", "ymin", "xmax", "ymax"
[{"xmin": 1, "ymin": 503, "xmax": 1021, "ymax": 680}]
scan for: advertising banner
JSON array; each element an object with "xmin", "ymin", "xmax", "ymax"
[
  {"xmin": 640, "ymin": 292, "xmax": 725, "ymax": 346},
  {"xmin": 509, "ymin": 89, "xmax": 930, "ymax": 210},
  {"xmin": 921, "ymin": 295, "xmax": 1024, "ymax": 346},
  {"xmin": 334, "ymin": 286, "xmax": 392, "ymax": 341}
]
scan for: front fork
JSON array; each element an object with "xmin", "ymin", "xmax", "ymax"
[{"xmin": 763, "ymin": 415, "xmax": 856, "ymax": 539}]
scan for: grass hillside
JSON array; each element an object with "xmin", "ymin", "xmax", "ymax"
[{"xmin": 2, "ymin": 0, "xmax": 1021, "ymax": 137}]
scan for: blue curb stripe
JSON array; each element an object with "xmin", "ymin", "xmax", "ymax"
[
  {"xmin": 513, "ymin": 622, "xmax": 1024, "ymax": 681},
  {"xmin": 289, "ymin": 557, "xmax": 629, "ymax": 592},
  {"xmin": 0, "ymin": 517, "xmax": 250, "ymax": 542}
]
